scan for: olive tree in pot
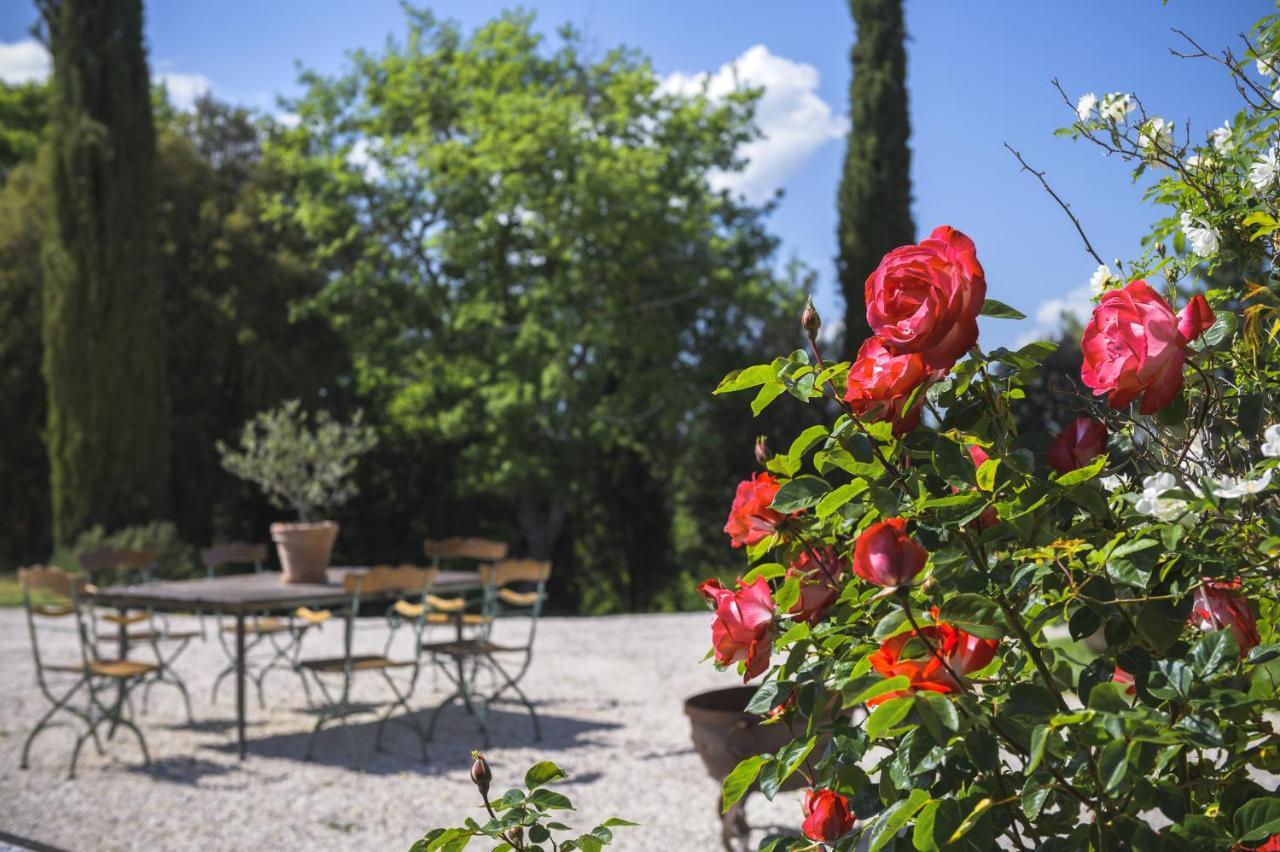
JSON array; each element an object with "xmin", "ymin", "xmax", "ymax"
[{"xmin": 218, "ymin": 400, "xmax": 377, "ymax": 584}]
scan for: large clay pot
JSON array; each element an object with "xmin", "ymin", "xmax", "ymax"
[
  {"xmin": 270, "ymin": 521, "xmax": 338, "ymax": 584},
  {"xmin": 685, "ymin": 686, "xmax": 812, "ymax": 851}
]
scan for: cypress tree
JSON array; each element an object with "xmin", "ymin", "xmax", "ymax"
[
  {"xmin": 837, "ymin": 0, "xmax": 915, "ymax": 357},
  {"xmin": 39, "ymin": 0, "xmax": 170, "ymax": 547}
]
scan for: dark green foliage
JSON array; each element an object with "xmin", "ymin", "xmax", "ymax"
[
  {"xmin": 39, "ymin": 0, "xmax": 170, "ymax": 547},
  {"xmin": 837, "ymin": 0, "xmax": 915, "ymax": 357},
  {"xmin": 1011, "ymin": 323, "xmax": 1087, "ymax": 437},
  {"xmin": 0, "ymin": 81, "xmax": 47, "ymax": 179},
  {"xmin": 0, "ymin": 158, "xmax": 50, "ymax": 566},
  {"xmin": 60, "ymin": 520, "xmax": 198, "ymax": 581}
]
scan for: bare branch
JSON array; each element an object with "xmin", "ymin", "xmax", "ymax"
[{"xmin": 1003, "ymin": 143, "xmax": 1106, "ymax": 267}]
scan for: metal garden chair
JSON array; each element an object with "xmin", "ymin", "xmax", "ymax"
[
  {"xmin": 422, "ymin": 558, "xmax": 550, "ymax": 745},
  {"xmin": 19, "ymin": 566, "xmax": 155, "ymax": 778},
  {"xmin": 79, "ymin": 547, "xmax": 197, "ymax": 723},
  {"xmin": 297, "ymin": 565, "xmax": 436, "ymax": 765},
  {"xmin": 201, "ymin": 542, "xmax": 330, "ymax": 708}
]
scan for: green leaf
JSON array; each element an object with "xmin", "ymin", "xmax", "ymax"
[
  {"xmin": 751, "ymin": 382, "xmax": 786, "ymax": 416},
  {"xmin": 774, "ymin": 576, "xmax": 800, "ymax": 613},
  {"xmin": 786, "ymin": 425, "xmax": 829, "ymax": 461},
  {"xmin": 741, "ymin": 562, "xmax": 786, "ymax": 584},
  {"xmin": 938, "ymin": 593, "xmax": 1006, "ymax": 639},
  {"xmin": 1099, "ymin": 740, "xmax": 1130, "ymax": 792},
  {"xmin": 721, "ymin": 755, "xmax": 767, "ymax": 813},
  {"xmin": 1189, "ymin": 630, "xmax": 1238, "ymax": 678},
  {"xmin": 527, "ymin": 789, "xmax": 573, "ymax": 810},
  {"xmin": 525, "ymin": 761, "xmax": 567, "ymax": 789},
  {"xmin": 980, "ymin": 298, "xmax": 1026, "ymax": 319},
  {"xmin": 867, "ymin": 695, "xmax": 915, "ymax": 739},
  {"xmin": 912, "ymin": 797, "xmax": 962, "ymax": 852},
  {"xmin": 770, "ymin": 475, "xmax": 830, "ymax": 512},
  {"xmin": 869, "ymin": 789, "xmax": 930, "ymax": 852},
  {"xmin": 1026, "ymin": 724, "xmax": 1050, "ymax": 773},
  {"xmin": 775, "ymin": 736, "xmax": 816, "ymax": 786},
  {"xmin": 975, "ymin": 458, "xmax": 1000, "ymax": 492},
  {"xmin": 815, "ymin": 480, "xmax": 868, "ymax": 520},
  {"xmin": 1021, "ymin": 778, "xmax": 1052, "ymax": 821},
  {"xmin": 714, "ymin": 364, "xmax": 775, "ymax": 394},
  {"xmin": 846, "ymin": 675, "xmax": 910, "ymax": 707},
  {"xmin": 1054, "ymin": 454, "xmax": 1106, "ymax": 486},
  {"xmin": 1234, "ymin": 797, "xmax": 1280, "ymax": 842},
  {"xmin": 1135, "ymin": 600, "xmax": 1186, "ymax": 654},
  {"xmin": 915, "ymin": 691, "xmax": 960, "ymax": 745}
]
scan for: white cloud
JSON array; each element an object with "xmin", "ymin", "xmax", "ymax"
[
  {"xmin": 660, "ymin": 45, "xmax": 845, "ymax": 203},
  {"xmin": 1, "ymin": 40, "xmax": 212, "ymax": 111},
  {"xmin": 0, "ymin": 39, "xmax": 50, "ymax": 84},
  {"xmin": 156, "ymin": 71, "xmax": 211, "ymax": 110},
  {"xmin": 1015, "ymin": 285, "xmax": 1095, "ymax": 347}
]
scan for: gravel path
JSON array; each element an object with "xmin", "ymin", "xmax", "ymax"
[{"xmin": 0, "ymin": 608, "xmax": 799, "ymax": 851}]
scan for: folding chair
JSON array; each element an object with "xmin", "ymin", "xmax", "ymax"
[
  {"xmin": 201, "ymin": 543, "xmax": 330, "ymax": 708},
  {"xmin": 80, "ymin": 548, "xmax": 198, "ymax": 723},
  {"xmin": 19, "ymin": 566, "xmax": 155, "ymax": 778},
  {"xmin": 422, "ymin": 559, "xmax": 550, "ymax": 744},
  {"xmin": 298, "ymin": 565, "xmax": 436, "ymax": 765}
]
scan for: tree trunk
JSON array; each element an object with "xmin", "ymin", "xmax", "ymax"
[{"xmin": 518, "ymin": 488, "xmax": 566, "ymax": 561}]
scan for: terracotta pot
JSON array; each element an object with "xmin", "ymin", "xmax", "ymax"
[{"xmin": 270, "ymin": 521, "xmax": 338, "ymax": 584}]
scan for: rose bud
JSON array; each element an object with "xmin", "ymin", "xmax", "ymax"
[
  {"xmin": 1048, "ymin": 417, "xmax": 1109, "ymax": 474},
  {"xmin": 469, "ymin": 751, "xmax": 492, "ymax": 796},
  {"xmin": 801, "ymin": 294, "xmax": 822, "ymax": 341},
  {"xmin": 754, "ymin": 435, "xmax": 773, "ymax": 466},
  {"xmin": 852, "ymin": 517, "xmax": 928, "ymax": 588},
  {"xmin": 801, "ymin": 788, "xmax": 856, "ymax": 842}
]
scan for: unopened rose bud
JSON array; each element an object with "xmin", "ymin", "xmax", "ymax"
[
  {"xmin": 801, "ymin": 295, "xmax": 821, "ymax": 341},
  {"xmin": 1156, "ymin": 241, "xmax": 1166, "ymax": 258},
  {"xmin": 470, "ymin": 751, "xmax": 491, "ymax": 796},
  {"xmin": 754, "ymin": 435, "xmax": 773, "ymax": 466}
]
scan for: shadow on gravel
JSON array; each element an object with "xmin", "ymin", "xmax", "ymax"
[
  {"xmin": 203, "ymin": 705, "xmax": 621, "ymax": 776},
  {"xmin": 127, "ymin": 754, "xmax": 246, "ymax": 787}
]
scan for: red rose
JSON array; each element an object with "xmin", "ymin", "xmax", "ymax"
[
  {"xmin": 723, "ymin": 472, "xmax": 784, "ymax": 548},
  {"xmin": 787, "ymin": 546, "xmax": 848, "ymax": 626},
  {"xmin": 1113, "ymin": 666, "xmax": 1136, "ymax": 696},
  {"xmin": 801, "ymin": 788, "xmax": 856, "ymax": 842},
  {"xmin": 1191, "ymin": 579, "xmax": 1259, "ymax": 655},
  {"xmin": 1048, "ymin": 417, "xmax": 1109, "ymax": 475},
  {"xmin": 698, "ymin": 576, "xmax": 776, "ymax": 681},
  {"xmin": 1257, "ymin": 836, "xmax": 1280, "ymax": 852},
  {"xmin": 843, "ymin": 337, "xmax": 929, "ymax": 435},
  {"xmin": 865, "ymin": 225, "xmax": 987, "ymax": 370},
  {"xmin": 966, "ymin": 445, "xmax": 999, "ymax": 529},
  {"xmin": 852, "ymin": 518, "xmax": 927, "ymax": 588},
  {"xmin": 867, "ymin": 618, "xmax": 998, "ymax": 705},
  {"xmin": 1080, "ymin": 280, "xmax": 1214, "ymax": 415}
]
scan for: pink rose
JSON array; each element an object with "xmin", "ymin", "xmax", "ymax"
[
  {"xmin": 1113, "ymin": 666, "xmax": 1136, "ymax": 696},
  {"xmin": 843, "ymin": 337, "xmax": 929, "ymax": 435},
  {"xmin": 1191, "ymin": 579, "xmax": 1259, "ymax": 655},
  {"xmin": 1080, "ymin": 280, "xmax": 1214, "ymax": 415},
  {"xmin": 852, "ymin": 517, "xmax": 928, "ymax": 588},
  {"xmin": 865, "ymin": 225, "xmax": 987, "ymax": 370},
  {"xmin": 1048, "ymin": 417, "xmax": 1109, "ymax": 474},
  {"xmin": 697, "ymin": 576, "xmax": 776, "ymax": 681},
  {"xmin": 787, "ymin": 546, "xmax": 848, "ymax": 626},
  {"xmin": 723, "ymin": 472, "xmax": 784, "ymax": 549}
]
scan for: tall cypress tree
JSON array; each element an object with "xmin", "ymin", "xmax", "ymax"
[
  {"xmin": 837, "ymin": 0, "xmax": 915, "ymax": 357},
  {"xmin": 39, "ymin": 0, "xmax": 169, "ymax": 547}
]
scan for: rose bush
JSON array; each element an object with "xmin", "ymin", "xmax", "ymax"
[{"xmin": 702, "ymin": 12, "xmax": 1280, "ymax": 849}]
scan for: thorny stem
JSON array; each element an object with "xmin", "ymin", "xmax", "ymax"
[{"xmin": 1004, "ymin": 143, "xmax": 1107, "ymax": 268}]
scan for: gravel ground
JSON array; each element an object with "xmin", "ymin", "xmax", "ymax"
[{"xmin": 0, "ymin": 608, "xmax": 799, "ymax": 851}]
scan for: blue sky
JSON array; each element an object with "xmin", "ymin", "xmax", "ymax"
[{"xmin": 2, "ymin": 1, "xmax": 1272, "ymax": 350}]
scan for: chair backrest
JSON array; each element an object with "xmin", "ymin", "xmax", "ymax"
[
  {"xmin": 19, "ymin": 566, "xmax": 91, "ymax": 673},
  {"xmin": 345, "ymin": 564, "xmax": 437, "ymax": 596},
  {"xmin": 201, "ymin": 542, "xmax": 269, "ymax": 577},
  {"xmin": 423, "ymin": 537, "xmax": 508, "ymax": 564},
  {"xmin": 480, "ymin": 559, "xmax": 552, "ymax": 588},
  {"xmin": 78, "ymin": 547, "xmax": 157, "ymax": 585}
]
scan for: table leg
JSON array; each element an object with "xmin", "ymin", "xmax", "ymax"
[{"xmin": 236, "ymin": 613, "xmax": 247, "ymax": 760}]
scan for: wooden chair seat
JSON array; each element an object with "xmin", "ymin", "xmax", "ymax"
[
  {"xmin": 96, "ymin": 629, "xmax": 202, "ymax": 643},
  {"xmin": 221, "ymin": 618, "xmax": 289, "ymax": 635},
  {"xmin": 38, "ymin": 659, "xmax": 158, "ymax": 679},
  {"xmin": 99, "ymin": 612, "xmax": 150, "ymax": 627},
  {"xmin": 299, "ymin": 654, "xmax": 414, "ymax": 674},
  {"xmin": 295, "ymin": 607, "xmax": 332, "ymax": 625},
  {"xmin": 424, "ymin": 612, "xmax": 492, "ymax": 626}
]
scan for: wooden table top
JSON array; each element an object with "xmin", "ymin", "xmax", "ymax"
[{"xmin": 89, "ymin": 567, "xmax": 481, "ymax": 614}]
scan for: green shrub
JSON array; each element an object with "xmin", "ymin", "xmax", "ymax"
[{"xmin": 55, "ymin": 520, "xmax": 199, "ymax": 582}]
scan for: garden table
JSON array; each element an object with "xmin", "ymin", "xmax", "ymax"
[{"xmin": 89, "ymin": 567, "xmax": 482, "ymax": 759}]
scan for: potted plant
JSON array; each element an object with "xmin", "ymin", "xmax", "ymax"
[{"xmin": 218, "ymin": 400, "xmax": 377, "ymax": 583}]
